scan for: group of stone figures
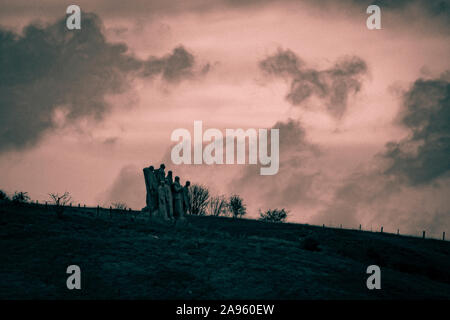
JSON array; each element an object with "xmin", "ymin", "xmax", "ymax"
[{"xmin": 142, "ymin": 163, "xmax": 191, "ymax": 221}]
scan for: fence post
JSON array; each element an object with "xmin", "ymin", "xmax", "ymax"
[
  {"xmin": 444, "ymin": 232, "xmax": 446, "ymax": 241},
  {"xmin": 78, "ymin": 203, "xmax": 80, "ymax": 208},
  {"xmin": 380, "ymin": 226, "xmax": 383, "ymax": 233},
  {"xmin": 97, "ymin": 205, "xmax": 100, "ymax": 217},
  {"xmin": 110, "ymin": 206, "xmax": 112, "ymax": 218},
  {"xmin": 397, "ymin": 229, "xmax": 399, "ymax": 235},
  {"xmin": 340, "ymin": 224, "xmax": 342, "ymax": 229},
  {"xmin": 45, "ymin": 201, "xmax": 48, "ymax": 210},
  {"xmin": 359, "ymin": 224, "xmax": 361, "ymax": 230},
  {"xmin": 322, "ymin": 224, "xmax": 325, "ymax": 228},
  {"xmin": 422, "ymin": 231, "xmax": 426, "ymax": 239}
]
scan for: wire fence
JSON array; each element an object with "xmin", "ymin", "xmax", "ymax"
[{"xmin": 4, "ymin": 199, "xmax": 448, "ymax": 242}]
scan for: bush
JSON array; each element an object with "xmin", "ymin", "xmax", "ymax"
[
  {"xmin": 208, "ymin": 195, "xmax": 228, "ymax": 216},
  {"xmin": 300, "ymin": 236, "xmax": 320, "ymax": 252},
  {"xmin": 228, "ymin": 194, "xmax": 246, "ymax": 218},
  {"xmin": 49, "ymin": 192, "xmax": 72, "ymax": 218},
  {"xmin": 12, "ymin": 191, "xmax": 30, "ymax": 204},
  {"xmin": 190, "ymin": 184, "xmax": 210, "ymax": 216},
  {"xmin": 259, "ymin": 208, "xmax": 289, "ymax": 223},
  {"xmin": 0, "ymin": 190, "xmax": 8, "ymax": 201}
]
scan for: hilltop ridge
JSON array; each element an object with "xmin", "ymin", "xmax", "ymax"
[{"xmin": 1, "ymin": 201, "xmax": 450, "ymax": 299}]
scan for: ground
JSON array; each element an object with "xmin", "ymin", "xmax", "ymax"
[{"xmin": 1, "ymin": 201, "xmax": 450, "ymax": 299}]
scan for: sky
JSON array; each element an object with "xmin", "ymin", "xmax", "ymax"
[{"xmin": 0, "ymin": 0, "xmax": 449, "ymax": 238}]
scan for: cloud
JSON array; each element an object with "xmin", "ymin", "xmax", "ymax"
[
  {"xmin": 100, "ymin": 72, "xmax": 450, "ymax": 237},
  {"xmin": 353, "ymin": 0, "xmax": 450, "ymax": 23},
  {"xmin": 2, "ymin": 0, "xmax": 449, "ymax": 27},
  {"xmin": 260, "ymin": 48, "xmax": 367, "ymax": 118},
  {"xmin": 312, "ymin": 72, "xmax": 450, "ymax": 237},
  {"xmin": 101, "ymin": 119, "xmax": 323, "ymax": 215},
  {"xmin": 139, "ymin": 46, "xmax": 197, "ymax": 82},
  {"xmin": 0, "ymin": 12, "xmax": 208, "ymax": 152},
  {"xmin": 311, "ymin": 162, "xmax": 450, "ymax": 237},
  {"xmin": 102, "ymin": 137, "xmax": 119, "ymax": 145},
  {"xmin": 232, "ymin": 119, "xmax": 326, "ymax": 216},
  {"xmin": 383, "ymin": 72, "xmax": 450, "ymax": 185},
  {"xmin": 100, "ymin": 165, "xmax": 144, "ymax": 209}
]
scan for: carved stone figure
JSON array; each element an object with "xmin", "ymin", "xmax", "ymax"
[
  {"xmin": 147, "ymin": 166, "xmax": 158, "ymax": 213},
  {"xmin": 142, "ymin": 167, "xmax": 151, "ymax": 210},
  {"xmin": 183, "ymin": 181, "xmax": 191, "ymax": 215},
  {"xmin": 157, "ymin": 180, "xmax": 169, "ymax": 220},
  {"xmin": 143, "ymin": 164, "xmax": 190, "ymax": 223},
  {"xmin": 173, "ymin": 176, "xmax": 184, "ymax": 219},
  {"xmin": 155, "ymin": 163, "xmax": 166, "ymax": 184},
  {"xmin": 167, "ymin": 170, "xmax": 173, "ymax": 186},
  {"xmin": 164, "ymin": 178, "xmax": 174, "ymax": 220}
]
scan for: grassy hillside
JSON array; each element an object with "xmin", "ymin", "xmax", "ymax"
[{"xmin": 1, "ymin": 201, "xmax": 450, "ymax": 299}]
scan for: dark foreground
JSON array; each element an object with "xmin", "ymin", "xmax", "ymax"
[{"xmin": 1, "ymin": 202, "xmax": 449, "ymax": 299}]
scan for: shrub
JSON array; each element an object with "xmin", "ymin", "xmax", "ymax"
[
  {"xmin": 190, "ymin": 184, "xmax": 210, "ymax": 216},
  {"xmin": 259, "ymin": 208, "xmax": 289, "ymax": 223},
  {"xmin": 208, "ymin": 195, "xmax": 228, "ymax": 216},
  {"xmin": 12, "ymin": 191, "xmax": 30, "ymax": 204},
  {"xmin": 0, "ymin": 190, "xmax": 8, "ymax": 201},
  {"xmin": 49, "ymin": 192, "xmax": 72, "ymax": 218},
  {"xmin": 228, "ymin": 194, "xmax": 246, "ymax": 218}
]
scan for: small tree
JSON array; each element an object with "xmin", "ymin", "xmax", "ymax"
[
  {"xmin": 209, "ymin": 195, "xmax": 228, "ymax": 216},
  {"xmin": 259, "ymin": 208, "xmax": 289, "ymax": 223},
  {"xmin": 190, "ymin": 184, "xmax": 210, "ymax": 216},
  {"xmin": 112, "ymin": 202, "xmax": 127, "ymax": 210},
  {"xmin": 12, "ymin": 191, "xmax": 30, "ymax": 204},
  {"xmin": 0, "ymin": 190, "xmax": 8, "ymax": 201},
  {"xmin": 228, "ymin": 194, "xmax": 246, "ymax": 218},
  {"xmin": 49, "ymin": 192, "xmax": 72, "ymax": 218}
]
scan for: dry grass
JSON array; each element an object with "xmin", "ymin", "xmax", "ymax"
[{"xmin": 1, "ymin": 201, "xmax": 450, "ymax": 299}]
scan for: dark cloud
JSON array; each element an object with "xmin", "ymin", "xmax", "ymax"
[
  {"xmin": 140, "ymin": 46, "xmax": 196, "ymax": 82},
  {"xmin": 0, "ymin": 12, "xmax": 207, "ymax": 152},
  {"xmin": 260, "ymin": 49, "xmax": 367, "ymax": 118},
  {"xmin": 233, "ymin": 119, "xmax": 324, "ymax": 212},
  {"xmin": 231, "ymin": 0, "xmax": 450, "ymax": 27},
  {"xmin": 312, "ymin": 73, "xmax": 450, "ymax": 236},
  {"xmin": 383, "ymin": 72, "xmax": 450, "ymax": 185},
  {"xmin": 1, "ymin": 0, "xmax": 448, "ymax": 27},
  {"xmin": 359, "ymin": 0, "xmax": 450, "ymax": 21}
]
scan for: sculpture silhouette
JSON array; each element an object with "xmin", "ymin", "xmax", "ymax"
[
  {"xmin": 183, "ymin": 181, "xmax": 191, "ymax": 215},
  {"xmin": 157, "ymin": 180, "xmax": 169, "ymax": 220},
  {"xmin": 143, "ymin": 164, "xmax": 188, "ymax": 222},
  {"xmin": 173, "ymin": 176, "xmax": 185, "ymax": 219}
]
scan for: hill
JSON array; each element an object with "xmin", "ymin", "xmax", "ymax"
[{"xmin": 1, "ymin": 201, "xmax": 450, "ymax": 299}]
